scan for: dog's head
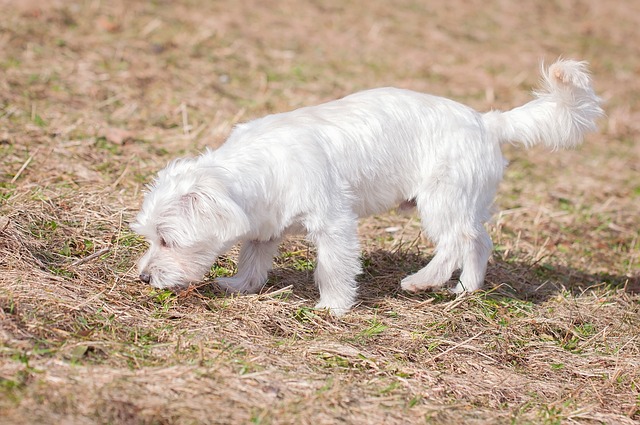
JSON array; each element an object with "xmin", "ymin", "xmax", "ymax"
[{"xmin": 131, "ymin": 158, "xmax": 249, "ymax": 290}]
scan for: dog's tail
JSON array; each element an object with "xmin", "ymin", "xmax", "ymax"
[{"xmin": 482, "ymin": 59, "xmax": 603, "ymax": 149}]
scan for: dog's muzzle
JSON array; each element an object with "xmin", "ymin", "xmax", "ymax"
[{"xmin": 139, "ymin": 271, "xmax": 151, "ymax": 284}]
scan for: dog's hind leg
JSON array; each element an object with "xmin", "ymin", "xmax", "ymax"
[
  {"xmin": 400, "ymin": 192, "xmax": 459, "ymax": 292},
  {"xmin": 452, "ymin": 226, "xmax": 492, "ymax": 294},
  {"xmin": 401, "ymin": 187, "xmax": 491, "ymax": 292},
  {"xmin": 216, "ymin": 238, "xmax": 281, "ymax": 294},
  {"xmin": 401, "ymin": 193, "xmax": 491, "ymax": 294},
  {"xmin": 400, "ymin": 239, "xmax": 459, "ymax": 292},
  {"xmin": 307, "ymin": 209, "xmax": 362, "ymax": 316}
]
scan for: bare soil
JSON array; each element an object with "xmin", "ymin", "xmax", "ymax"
[{"xmin": 1, "ymin": 0, "xmax": 639, "ymax": 424}]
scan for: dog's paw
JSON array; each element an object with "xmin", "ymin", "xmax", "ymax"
[
  {"xmin": 400, "ymin": 279, "xmax": 420, "ymax": 293},
  {"xmin": 216, "ymin": 277, "xmax": 245, "ymax": 293},
  {"xmin": 216, "ymin": 276, "xmax": 262, "ymax": 294},
  {"xmin": 449, "ymin": 283, "xmax": 467, "ymax": 295},
  {"xmin": 401, "ymin": 274, "xmax": 442, "ymax": 293},
  {"xmin": 314, "ymin": 300, "xmax": 353, "ymax": 317},
  {"xmin": 449, "ymin": 281, "xmax": 482, "ymax": 295},
  {"xmin": 400, "ymin": 273, "xmax": 421, "ymax": 292}
]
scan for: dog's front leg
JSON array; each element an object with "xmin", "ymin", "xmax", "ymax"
[
  {"xmin": 308, "ymin": 213, "xmax": 361, "ymax": 316},
  {"xmin": 216, "ymin": 238, "xmax": 281, "ymax": 294}
]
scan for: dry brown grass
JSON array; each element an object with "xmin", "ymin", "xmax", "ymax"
[{"xmin": 1, "ymin": 0, "xmax": 639, "ymax": 424}]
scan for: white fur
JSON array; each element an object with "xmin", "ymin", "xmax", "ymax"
[{"xmin": 131, "ymin": 59, "xmax": 603, "ymax": 316}]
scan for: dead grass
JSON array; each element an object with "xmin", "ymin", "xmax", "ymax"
[{"xmin": 1, "ymin": 0, "xmax": 639, "ymax": 424}]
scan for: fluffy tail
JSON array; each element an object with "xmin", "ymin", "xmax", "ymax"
[{"xmin": 483, "ymin": 59, "xmax": 603, "ymax": 149}]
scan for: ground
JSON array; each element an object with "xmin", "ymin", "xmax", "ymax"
[{"xmin": 1, "ymin": 0, "xmax": 639, "ymax": 424}]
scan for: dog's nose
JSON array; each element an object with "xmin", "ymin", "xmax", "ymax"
[{"xmin": 139, "ymin": 272, "xmax": 151, "ymax": 284}]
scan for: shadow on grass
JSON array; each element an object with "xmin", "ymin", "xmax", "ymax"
[
  {"xmin": 195, "ymin": 249, "xmax": 638, "ymax": 309},
  {"xmin": 357, "ymin": 249, "xmax": 639, "ymax": 306},
  {"xmin": 487, "ymin": 260, "xmax": 640, "ymax": 301}
]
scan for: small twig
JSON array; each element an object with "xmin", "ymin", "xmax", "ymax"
[
  {"xmin": 69, "ymin": 290, "xmax": 107, "ymax": 311},
  {"xmin": 70, "ymin": 247, "xmax": 110, "ymax": 267},
  {"xmin": 111, "ymin": 263, "xmax": 138, "ymax": 293},
  {"xmin": 109, "ymin": 160, "xmax": 131, "ymax": 190},
  {"xmin": 0, "ymin": 216, "xmax": 9, "ymax": 232},
  {"xmin": 180, "ymin": 102, "xmax": 190, "ymax": 136},
  {"xmin": 258, "ymin": 285, "xmax": 293, "ymax": 299},
  {"xmin": 410, "ymin": 297, "xmax": 435, "ymax": 308},
  {"xmin": 11, "ymin": 148, "xmax": 39, "ymax": 183},
  {"xmin": 443, "ymin": 291, "xmax": 471, "ymax": 313},
  {"xmin": 427, "ymin": 331, "xmax": 484, "ymax": 363},
  {"xmin": 96, "ymin": 93, "xmax": 124, "ymax": 109},
  {"xmin": 229, "ymin": 107, "xmax": 246, "ymax": 127},
  {"xmin": 0, "ymin": 105, "xmax": 18, "ymax": 120},
  {"xmin": 239, "ymin": 370, "xmax": 273, "ymax": 380}
]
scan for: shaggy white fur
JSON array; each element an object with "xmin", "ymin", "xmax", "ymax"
[{"xmin": 131, "ymin": 59, "xmax": 603, "ymax": 315}]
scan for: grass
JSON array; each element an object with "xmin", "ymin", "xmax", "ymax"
[{"xmin": 1, "ymin": 0, "xmax": 639, "ymax": 424}]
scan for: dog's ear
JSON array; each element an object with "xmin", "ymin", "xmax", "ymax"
[{"xmin": 180, "ymin": 191, "xmax": 250, "ymax": 241}]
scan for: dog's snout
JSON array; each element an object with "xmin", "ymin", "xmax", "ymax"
[{"xmin": 139, "ymin": 271, "xmax": 151, "ymax": 284}]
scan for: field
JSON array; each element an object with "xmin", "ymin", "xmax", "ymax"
[{"xmin": 1, "ymin": 0, "xmax": 639, "ymax": 423}]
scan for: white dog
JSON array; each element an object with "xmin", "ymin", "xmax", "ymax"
[{"xmin": 131, "ymin": 59, "xmax": 602, "ymax": 315}]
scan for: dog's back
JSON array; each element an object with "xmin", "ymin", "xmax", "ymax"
[{"xmin": 221, "ymin": 87, "xmax": 493, "ymax": 217}]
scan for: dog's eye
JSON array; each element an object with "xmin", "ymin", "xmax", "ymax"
[{"xmin": 159, "ymin": 237, "xmax": 169, "ymax": 248}]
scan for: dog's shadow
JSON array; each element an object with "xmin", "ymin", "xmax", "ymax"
[
  {"xmin": 484, "ymin": 258, "xmax": 639, "ymax": 303},
  {"xmin": 364, "ymin": 249, "xmax": 637, "ymax": 305},
  {"xmin": 200, "ymin": 249, "xmax": 638, "ymax": 309}
]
